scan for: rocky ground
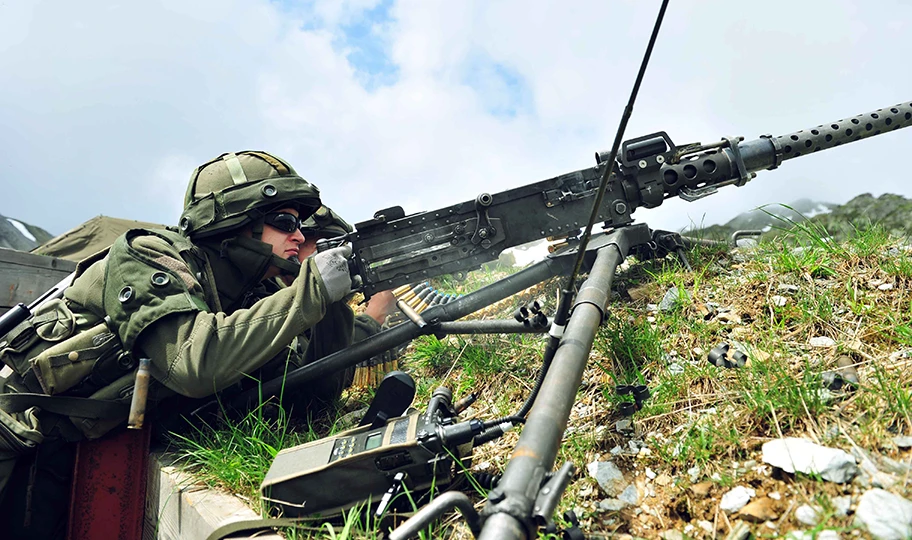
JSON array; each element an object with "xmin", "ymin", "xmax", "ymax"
[{"xmin": 447, "ymin": 227, "xmax": 912, "ymax": 539}]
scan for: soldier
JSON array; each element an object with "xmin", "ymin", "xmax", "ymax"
[{"xmin": 0, "ymin": 151, "xmax": 353, "ymax": 539}]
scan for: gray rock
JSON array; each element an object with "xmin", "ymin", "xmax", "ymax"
[
  {"xmin": 777, "ymin": 283, "xmax": 800, "ymax": 294},
  {"xmin": 720, "ymin": 485, "xmax": 754, "ymax": 513},
  {"xmin": 658, "ymin": 286, "xmax": 690, "ymax": 311},
  {"xmin": 853, "ymin": 448, "xmax": 900, "ymax": 489},
  {"xmin": 761, "ymin": 438, "xmax": 858, "ymax": 483},
  {"xmin": 771, "ymin": 295, "xmax": 788, "ymax": 307},
  {"xmin": 618, "ymin": 484, "xmax": 639, "ymax": 506},
  {"xmin": 832, "ymin": 495, "xmax": 852, "ymax": 517},
  {"xmin": 667, "ymin": 362, "xmax": 685, "ymax": 375},
  {"xmin": 893, "ymin": 435, "xmax": 912, "ymax": 449},
  {"xmin": 809, "ymin": 336, "xmax": 837, "ymax": 348},
  {"xmin": 735, "ymin": 238, "xmax": 758, "ymax": 249},
  {"xmin": 854, "ymin": 489, "xmax": 912, "ymax": 540},
  {"xmin": 586, "ymin": 460, "xmax": 627, "ymax": 496},
  {"xmin": 795, "ymin": 503, "xmax": 821, "ymax": 526},
  {"xmin": 598, "ymin": 498, "xmax": 627, "ymax": 512},
  {"xmin": 687, "ymin": 465, "xmax": 701, "ymax": 483},
  {"xmin": 615, "ymin": 419, "xmax": 634, "ymax": 435}
]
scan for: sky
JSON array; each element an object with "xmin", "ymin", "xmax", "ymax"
[{"xmin": 1, "ymin": 0, "xmax": 911, "ymax": 237}]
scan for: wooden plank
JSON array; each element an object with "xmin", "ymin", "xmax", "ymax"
[
  {"xmin": 0, "ymin": 249, "xmax": 76, "ymax": 312},
  {"xmin": 0, "ymin": 248, "xmax": 77, "ymax": 272}
]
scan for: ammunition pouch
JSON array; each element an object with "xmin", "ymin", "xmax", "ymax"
[
  {"xmin": 0, "ymin": 297, "xmax": 135, "ymax": 399},
  {"xmin": 0, "ymin": 298, "xmax": 77, "ymax": 386},
  {"xmin": 0, "ymin": 297, "xmax": 137, "ymax": 440},
  {"xmin": 29, "ymin": 323, "xmax": 134, "ymax": 397}
]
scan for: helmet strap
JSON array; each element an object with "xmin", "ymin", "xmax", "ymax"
[
  {"xmin": 250, "ymin": 216, "xmax": 265, "ymax": 242},
  {"xmin": 270, "ymin": 254, "xmax": 302, "ymax": 277}
]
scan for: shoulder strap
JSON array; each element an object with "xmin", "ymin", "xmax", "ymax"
[{"xmin": 0, "ymin": 393, "xmax": 128, "ymax": 419}]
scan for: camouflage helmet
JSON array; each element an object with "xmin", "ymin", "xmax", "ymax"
[
  {"xmin": 179, "ymin": 151, "xmax": 321, "ymax": 239},
  {"xmin": 300, "ymin": 205, "xmax": 353, "ymax": 238}
]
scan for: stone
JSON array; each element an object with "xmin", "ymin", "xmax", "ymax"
[
  {"xmin": 655, "ymin": 473, "xmax": 672, "ymax": 487},
  {"xmin": 761, "ymin": 437, "xmax": 859, "ymax": 483},
  {"xmin": 878, "ymin": 283, "xmax": 894, "ymax": 291},
  {"xmin": 735, "ymin": 237, "xmax": 758, "ymax": 249},
  {"xmin": 809, "ymin": 336, "xmax": 837, "ymax": 348},
  {"xmin": 696, "ymin": 520, "xmax": 714, "ymax": 534},
  {"xmin": 853, "ymin": 448, "xmax": 900, "ymax": 489},
  {"xmin": 720, "ymin": 485, "xmax": 755, "ymax": 513},
  {"xmin": 687, "ymin": 465, "xmax": 701, "ymax": 483},
  {"xmin": 616, "ymin": 419, "xmax": 634, "ymax": 435},
  {"xmin": 771, "ymin": 295, "xmax": 788, "ymax": 307},
  {"xmin": 795, "ymin": 503, "xmax": 822, "ymax": 526},
  {"xmin": 618, "ymin": 484, "xmax": 639, "ymax": 506},
  {"xmin": 660, "ymin": 531, "xmax": 684, "ymax": 540},
  {"xmin": 587, "ymin": 460, "xmax": 627, "ymax": 496},
  {"xmin": 893, "ymin": 435, "xmax": 912, "ymax": 449},
  {"xmin": 598, "ymin": 498, "xmax": 627, "ymax": 512},
  {"xmin": 832, "ymin": 495, "xmax": 852, "ymax": 517},
  {"xmin": 738, "ymin": 497, "xmax": 779, "ymax": 522},
  {"xmin": 777, "ymin": 283, "xmax": 800, "ymax": 293},
  {"xmin": 854, "ymin": 488, "xmax": 912, "ymax": 540},
  {"xmin": 645, "ymin": 467, "xmax": 657, "ymax": 480},
  {"xmin": 689, "ymin": 481, "xmax": 713, "ymax": 498},
  {"xmin": 659, "ymin": 286, "xmax": 690, "ymax": 311}
]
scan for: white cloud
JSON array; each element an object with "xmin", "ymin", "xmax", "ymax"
[{"xmin": 0, "ymin": 0, "xmax": 910, "ymax": 240}]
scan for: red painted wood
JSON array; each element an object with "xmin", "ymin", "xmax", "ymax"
[{"xmin": 66, "ymin": 425, "xmax": 151, "ymax": 540}]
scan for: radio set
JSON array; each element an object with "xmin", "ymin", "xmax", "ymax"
[{"xmin": 260, "ymin": 372, "xmax": 515, "ymax": 518}]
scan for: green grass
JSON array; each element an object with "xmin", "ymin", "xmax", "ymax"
[{"xmin": 170, "ymin": 225, "xmax": 912, "ymax": 538}]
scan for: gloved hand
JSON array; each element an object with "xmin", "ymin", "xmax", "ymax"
[{"xmin": 313, "ymin": 244, "xmax": 353, "ymax": 302}]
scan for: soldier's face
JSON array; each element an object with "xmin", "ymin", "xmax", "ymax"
[{"xmin": 260, "ymin": 207, "xmax": 305, "ymax": 261}]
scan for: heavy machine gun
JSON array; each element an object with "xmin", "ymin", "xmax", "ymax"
[{"xmin": 347, "ymin": 101, "xmax": 912, "ymax": 299}]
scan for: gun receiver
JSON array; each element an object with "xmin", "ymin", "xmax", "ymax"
[{"xmin": 351, "ymin": 101, "xmax": 912, "ymax": 298}]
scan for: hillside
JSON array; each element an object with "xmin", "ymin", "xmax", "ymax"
[{"xmin": 171, "ymin": 221, "xmax": 912, "ymax": 539}]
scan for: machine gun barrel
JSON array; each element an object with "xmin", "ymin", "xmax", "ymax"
[
  {"xmin": 645, "ymin": 101, "xmax": 912, "ymax": 205},
  {"xmin": 350, "ymin": 101, "xmax": 912, "ymax": 298}
]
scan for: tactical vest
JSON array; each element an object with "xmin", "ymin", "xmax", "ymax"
[{"xmin": 0, "ymin": 228, "xmax": 211, "ymax": 439}]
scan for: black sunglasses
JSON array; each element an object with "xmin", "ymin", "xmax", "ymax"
[{"xmin": 263, "ymin": 212, "xmax": 303, "ymax": 233}]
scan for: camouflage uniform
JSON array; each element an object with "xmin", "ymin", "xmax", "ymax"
[{"xmin": 0, "ymin": 151, "xmax": 351, "ymax": 538}]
